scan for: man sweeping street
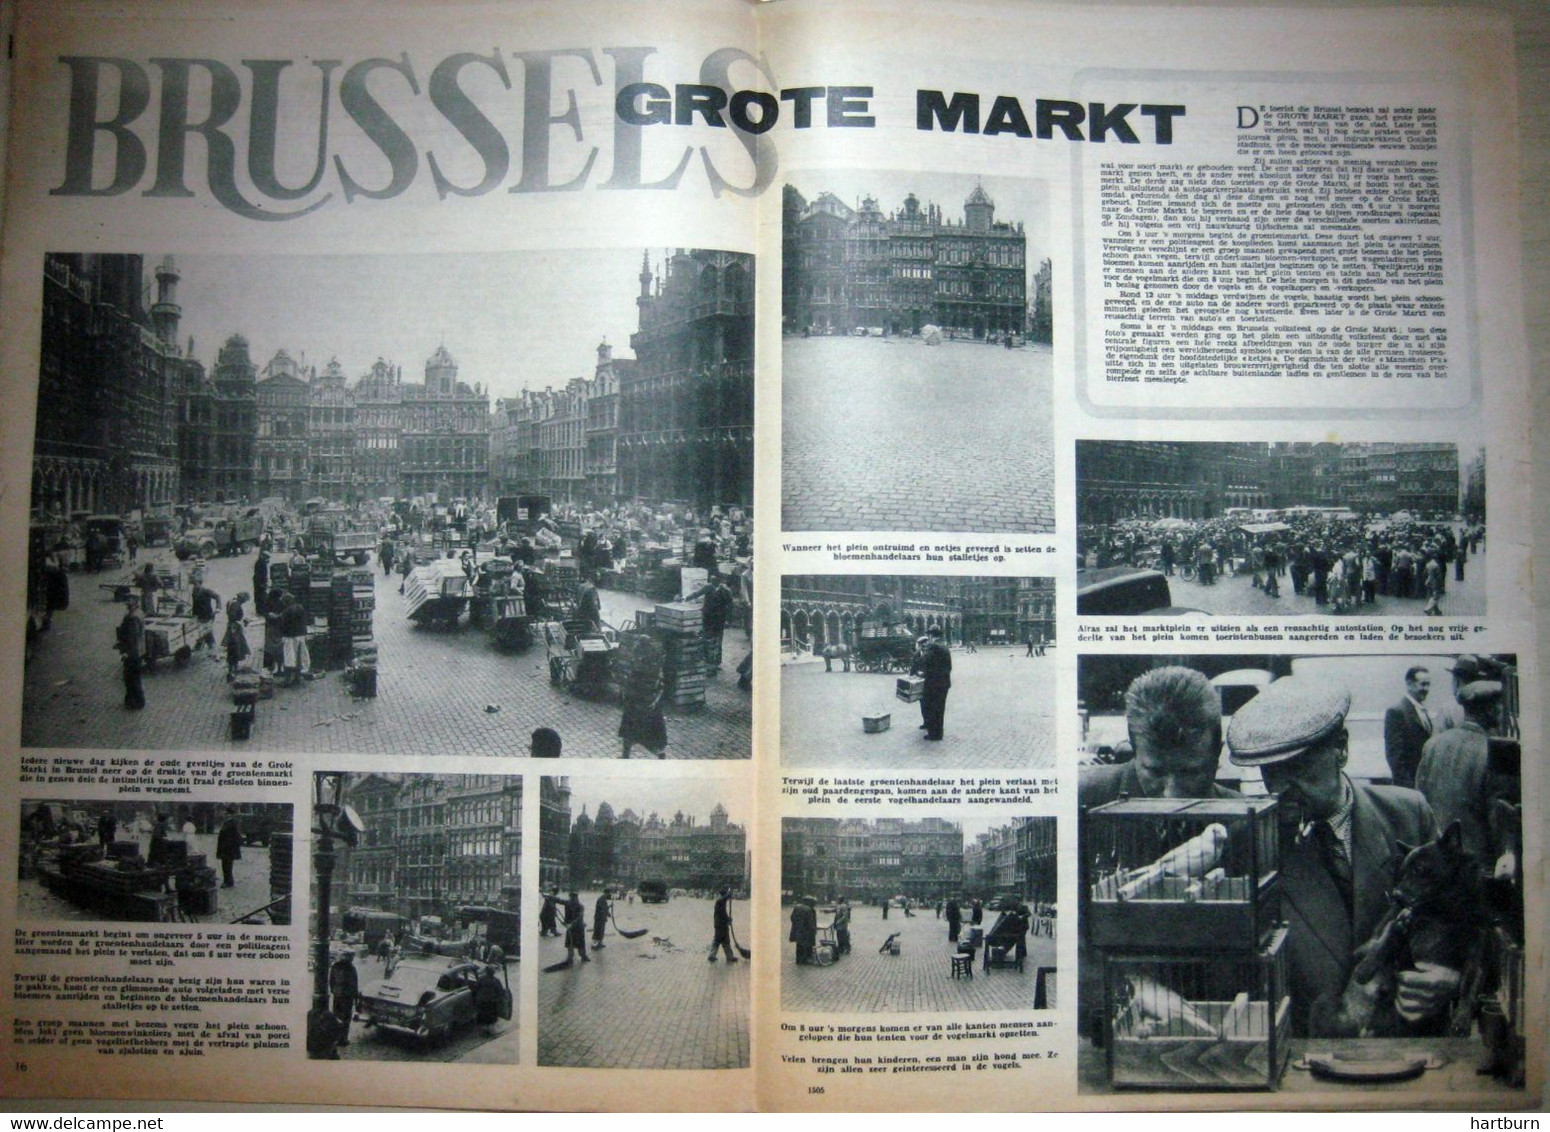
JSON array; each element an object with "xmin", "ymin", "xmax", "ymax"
[{"xmin": 710, "ymin": 887, "xmax": 738, "ymax": 962}]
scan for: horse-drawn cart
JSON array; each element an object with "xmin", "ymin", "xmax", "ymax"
[{"xmin": 853, "ymin": 621, "xmax": 918, "ymax": 673}]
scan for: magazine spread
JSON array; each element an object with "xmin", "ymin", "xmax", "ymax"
[{"xmin": 0, "ymin": 0, "xmax": 1540, "ymax": 1113}]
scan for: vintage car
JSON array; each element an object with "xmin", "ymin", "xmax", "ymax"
[{"xmin": 357, "ymin": 956, "xmax": 510, "ymax": 1045}]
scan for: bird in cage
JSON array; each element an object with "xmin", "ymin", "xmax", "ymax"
[{"xmin": 1113, "ymin": 823, "xmax": 1229, "ymax": 902}]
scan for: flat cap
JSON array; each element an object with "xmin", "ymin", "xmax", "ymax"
[
  {"xmin": 1227, "ymin": 676, "xmax": 1350, "ymax": 766},
  {"xmin": 1447, "ymin": 654, "xmax": 1485, "ymax": 680},
  {"xmin": 1458, "ymin": 679, "xmax": 1503, "ymax": 706}
]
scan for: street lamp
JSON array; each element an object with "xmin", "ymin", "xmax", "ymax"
[{"xmin": 307, "ymin": 771, "xmax": 362, "ymax": 1059}]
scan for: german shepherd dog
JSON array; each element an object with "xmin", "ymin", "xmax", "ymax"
[{"xmin": 1311, "ymin": 820, "xmax": 1483, "ymax": 1038}]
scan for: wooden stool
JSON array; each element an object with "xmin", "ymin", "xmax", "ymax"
[{"xmin": 950, "ymin": 952, "xmax": 974, "ymax": 979}]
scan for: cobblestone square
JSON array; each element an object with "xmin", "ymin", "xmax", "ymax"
[
  {"xmin": 21, "ymin": 549, "xmax": 751, "ymax": 760},
  {"xmin": 781, "ymin": 902, "xmax": 1056, "ymax": 1014},
  {"xmin": 781, "ymin": 647, "xmax": 1056, "ymax": 771},
  {"xmin": 782, "ymin": 337, "xmax": 1055, "ymax": 534},
  {"xmin": 537, "ymin": 892, "xmax": 750, "ymax": 1069}
]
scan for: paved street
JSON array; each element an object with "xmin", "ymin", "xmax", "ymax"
[
  {"xmin": 537, "ymin": 892, "xmax": 750, "ymax": 1069},
  {"xmin": 781, "ymin": 902, "xmax": 1056, "ymax": 1013},
  {"xmin": 338, "ymin": 950, "xmax": 519, "ymax": 1064},
  {"xmin": 782, "ymin": 336, "xmax": 1055, "ymax": 533},
  {"xmin": 1146, "ymin": 551, "xmax": 1488, "ymax": 618},
  {"xmin": 21, "ymin": 549, "xmax": 751, "ymax": 759},
  {"xmin": 17, "ymin": 830, "xmax": 279, "ymax": 925},
  {"xmin": 781, "ymin": 647, "xmax": 1056, "ymax": 770}
]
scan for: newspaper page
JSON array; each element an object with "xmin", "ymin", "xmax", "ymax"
[
  {"xmin": 0, "ymin": 0, "xmax": 1542, "ymax": 1116},
  {"xmin": 755, "ymin": 0, "xmax": 1541, "ymax": 1114},
  {"xmin": 0, "ymin": 0, "xmax": 762, "ymax": 1111}
]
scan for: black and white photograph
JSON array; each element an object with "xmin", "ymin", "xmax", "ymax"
[
  {"xmin": 1076, "ymin": 653, "xmax": 1525, "ymax": 1094},
  {"xmin": 780, "ymin": 574, "xmax": 1056, "ymax": 770},
  {"xmin": 537, "ymin": 775, "xmax": 751, "ymax": 1070},
  {"xmin": 781, "ymin": 172, "xmax": 1054, "ymax": 533},
  {"xmin": 23, "ymin": 249, "xmax": 753, "ymax": 759},
  {"xmin": 305, "ymin": 772, "xmax": 519, "ymax": 1063},
  {"xmin": 781, "ymin": 815, "xmax": 1056, "ymax": 1013},
  {"xmin": 1076, "ymin": 441, "xmax": 1486, "ymax": 617},
  {"xmin": 17, "ymin": 800, "xmax": 292, "ymax": 926}
]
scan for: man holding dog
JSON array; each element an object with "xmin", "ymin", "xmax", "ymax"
[{"xmin": 1226, "ymin": 675, "xmax": 1461, "ymax": 1037}]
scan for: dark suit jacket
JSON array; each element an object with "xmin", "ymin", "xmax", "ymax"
[
  {"xmin": 1280, "ymin": 780, "xmax": 1437, "ymax": 1037},
  {"xmin": 1384, "ymin": 697, "xmax": 1433, "ymax": 787},
  {"xmin": 918, "ymin": 641, "xmax": 952, "ymax": 690}
]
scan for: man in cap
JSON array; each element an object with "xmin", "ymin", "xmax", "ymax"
[
  {"xmin": 1415, "ymin": 680, "xmax": 1506, "ymax": 861},
  {"xmin": 1434, "ymin": 654, "xmax": 1495, "ymax": 732},
  {"xmin": 911, "ymin": 627, "xmax": 953, "ymax": 741},
  {"xmin": 1382, "ymin": 665, "xmax": 1435, "ymax": 788},
  {"xmin": 1227, "ymin": 676, "xmax": 1457, "ymax": 1037},
  {"xmin": 710, "ymin": 887, "xmax": 738, "ymax": 962}
]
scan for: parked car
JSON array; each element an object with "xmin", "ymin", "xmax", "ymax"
[{"xmin": 357, "ymin": 956, "xmax": 510, "ymax": 1045}]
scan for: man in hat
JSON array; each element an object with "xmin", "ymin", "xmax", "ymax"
[
  {"xmin": 216, "ymin": 807, "xmax": 243, "ymax": 888},
  {"xmin": 561, "ymin": 891, "xmax": 589, "ymax": 964},
  {"xmin": 1227, "ymin": 675, "xmax": 1457, "ymax": 1037},
  {"xmin": 1434, "ymin": 654, "xmax": 1494, "ymax": 732},
  {"xmin": 710, "ymin": 887, "xmax": 738, "ymax": 962},
  {"xmin": 1383, "ymin": 665, "xmax": 1436, "ymax": 788},
  {"xmin": 1415, "ymin": 680, "xmax": 1506, "ymax": 861},
  {"xmin": 911, "ymin": 628, "xmax": 953, "ymax": 741},
  {"xmin": 115, "ymin": 594, "xmax": 147, "ymax": 711},
  {"xmin": 327, "ymin": 951, "xmax": 359, "ymax": 1047}
]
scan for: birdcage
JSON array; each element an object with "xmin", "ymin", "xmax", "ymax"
[
  {"xmin": 1082, "ymin": 796, "xmax": 1281, "ymax": 951},
  {"xmin": 1103, "ymin": 926, "xmax": 1291, "ymax": 1090}
]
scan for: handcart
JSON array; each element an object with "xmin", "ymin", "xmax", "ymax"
[
  {"xmin": 403, "ymin": 560, "xmax": 473, "ymax": 629},
  {"xmin": 543, "ymin": 618, "xmax": 619, "ymax": 698},
  {"xmin": 491, "ymin": 594, "xmax": 532, "ymax": 652},
  {"xmin": 142, "ymin": 616, "xmax": 198, "ymax": 671},
  {"xmin": 813, "ymin": 921, "xmax": 841, "ymax": 967}
]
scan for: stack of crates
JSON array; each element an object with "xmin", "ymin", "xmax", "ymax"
[
  {"xmin": 348, "ymin": 567, "xmax": 377, "ymax": 697},
  {"xmin": 267, "ymin": 823, "xmax": 293, "ymax": 925},
  {"xmin": 653, "ymin": 602, "xmax": 705, "ymax": 709},
  {"xmin": 327, "ymin": 573, "xmax": 355, "ymax": 669}
]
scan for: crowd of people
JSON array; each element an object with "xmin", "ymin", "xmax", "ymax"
[
  {"xmin": 1080, "ymin": 512, "xmax": 1485, "ymax": 613},
  {"xmin": 786, "ymin": 894, "xmax": 1056, "ymax": 966}
]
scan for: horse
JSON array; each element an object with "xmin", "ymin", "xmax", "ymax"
[{"xmin": 822, "ymin": 643, "xmax": 852, "ymax": 672}]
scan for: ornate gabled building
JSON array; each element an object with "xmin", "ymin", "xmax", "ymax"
[
  {"xmin": 209, "ymin": 333, "xmax": 258, "ymax": 502},
  {"xmin": 619, "ymin": 249, "xmax": 754, "ymax": 510},
  {"xmin": 398, "ymin": 345, "xmax": 490, "ymax": 501},
  {"xmin": 254, "ymin": 350, "xmax": 310, "ymax": 503},
  {"xmin": 782, "ymin": 816, "xmax": 965, "ymax": 902},
  {"xmin": 783, "ymin": 184, "xmax": 1034, "ymax": 339},
  {"xmin": 337, "ymin": 773, "xmax": 523, "ymax": 925},
  {"xmin": 33, "ymin": 254, "xmax": 187, "ymax": 515},
  {"xmin": 557, "ymin": 799, "xmax": 747, "ymax": 894},
  {"xmin": 308, "ymin": 358, "xmax": 356, "ymax": 501},
  {"xmin": 354, "ymin": 360, "xmax": 404, "ymax": 501},
  {"xmin": 1077, "ymin": 440, "xmax": 1463, "ymax": 524}
]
